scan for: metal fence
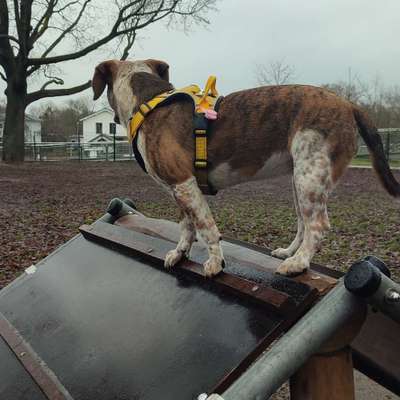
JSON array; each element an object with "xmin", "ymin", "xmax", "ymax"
[
  {"xmin": 0, "ymin": 141, "xmax": 135, "ymax": 162},
  {"xmin": 357, "ymin": 128, "xmax": 400, "ymax": 161},
  {"xmin": 1, "ymin": 129, "xmax": 399, "ymax": 162}
]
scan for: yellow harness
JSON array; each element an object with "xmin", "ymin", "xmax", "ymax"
[{"xmin": 128, "ymin": 76, "xmax": 221, "ymax": 195}]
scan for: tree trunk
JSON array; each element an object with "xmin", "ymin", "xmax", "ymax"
[{"xmin": 2, "ymin": 75, "xmax": 27, "ymax": 163}]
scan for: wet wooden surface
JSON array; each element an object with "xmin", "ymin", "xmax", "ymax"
[
  {"xmin": 115, "ymin": 213, "xmax": 337, "ymax": 296},
  {"xmin": 115, "ymin": 212, "xmax": 400, "ymax": 397}
]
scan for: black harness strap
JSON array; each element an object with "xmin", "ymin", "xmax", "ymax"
[
  {"xmin": 132, "ymin": 133, "xmax": 147, "ymax": 173},
  {"xmin": 131, "ymin": 94, "xmax": 225, "ymax": 195}
]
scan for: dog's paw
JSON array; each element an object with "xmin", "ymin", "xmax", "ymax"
[
  {"xmin": 276, "ymin": 256, "xmax": 308, "ymax": 276},
  {"xmin": 271, "ymin": 247, "xmax": 293, "ymax": 259},
  {"xmin": 164, "ymin": 249, "xmax": 183, "ymax": 269},
  {"xmin": 203, "ymin": 256, "xmax": 224, "ymax": 278}
]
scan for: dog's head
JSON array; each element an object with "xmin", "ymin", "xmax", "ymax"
[{"xmin": 91, "ymin": 59, "xmax": 172, "ymax": 127}]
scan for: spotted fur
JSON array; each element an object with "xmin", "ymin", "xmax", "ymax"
[
  {"xmin": 92, "ymin": 59, "xmax": 400, "ymax": 277},
  {"xmin": 168, "ymin": 177, "xmax": 224, "ymax": 277}
]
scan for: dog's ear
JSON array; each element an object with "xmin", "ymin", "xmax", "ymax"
[
  {"xmin": 144, "ymin": 59, "xmax": 170, "ymax": 82},
  {"xmin": 92, "ymin": 60, "xmax": 119, "ymax": 100},
  {"xmin": 131, "ymin": 72, "xmax": 173, "ymax": 105}
]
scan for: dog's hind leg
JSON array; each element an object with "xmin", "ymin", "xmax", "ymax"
[
  {"xmin": 165, "ymin": 176, "xmax": 224, "ymax": 277},
  {"xmin": 165, "ymin": 211, "xmax": 196, "ymax": 268},
  {"xmin": 272, "ymin": 177, "xmax": 305, "ymax": 259},
  {"xmin": 277, "ymin": 130, "xmax": 332, "ymax": 276}
]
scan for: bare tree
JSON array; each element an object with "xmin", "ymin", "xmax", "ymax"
[
  {"xmin": 255, "ymin": 59, "xmax": 296, "ymax": 86},
  {"xmin": 322, "ymin": 68, "xmax": 369, "ymax": 104},
  {"xmin": 322, "ymin": 70, "xmax": 400, "ymax": 128},
  {"xmin": 0, "ymin": 0, "xmax": 216, "ymax": 162}
]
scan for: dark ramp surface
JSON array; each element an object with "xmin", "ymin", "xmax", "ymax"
[
  {"xmin": 0, "ymin": 234, "xmax": 281, "ymax": 400},
  {"xmin": 0, "ymin": 336, "xmax": 47, "ymax": 400}
]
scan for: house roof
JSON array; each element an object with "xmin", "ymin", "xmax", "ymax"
[
  {"xmin": 79, "ymin": 108, "xmax": 114, "ymax": 122},
  {"xmin": 89, "ymin": 133, "xmax": 114, "ymax": 143}
]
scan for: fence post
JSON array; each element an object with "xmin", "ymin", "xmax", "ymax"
[
  {"xmin": 113, "ymin": 133, "xmax": 116, "ymax": 162},
  {"xmin": 33, "ymin": 135, "xmax": 36, "ymax": 161},
  {"xmin": 386, "ymin": 132, "xmax": 391, "ymax": 162}
]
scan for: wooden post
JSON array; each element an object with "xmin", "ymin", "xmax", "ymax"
[
  {"xmin": 290, "ymin": 347, "xmax": 354, "ymax": 400},
  {"xmin": 290, "ymin": 304, "xmax": 366, "ymax": 400}
]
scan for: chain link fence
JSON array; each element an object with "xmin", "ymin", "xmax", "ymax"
[
  {"xmin": 357, "ymin": 129, "xmax": 400, "ymax": 162},
  {"xmin": 0, "ymin": 141, "xmax": 134, "ymax": 162},
  {"xmin": 1, "ymin": 129, "xmax": 399, "ymax": 163}
]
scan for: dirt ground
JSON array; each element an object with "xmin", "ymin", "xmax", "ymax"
[
  {"xmin": 1, "ymin": 161, "xmax": 399, "ymax": 288},
  {"xmin": 0, "ymin": 161, "xmax": 399, "ymax": 399}
]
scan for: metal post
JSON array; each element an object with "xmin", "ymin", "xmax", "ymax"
[
  {"xmin": 385, "ymin": 132, "xmax": 391, "ymax": 162},
  {"xmin": 218, "ymin": 281, "xmax": 364, "ymax": 400},
  {"xmin": 33, "ymin": 134, "xmax": 36, "ymax": 161},
  {"xmin": 113, "ymin": 132, "xmax": 116, "ymax": 162},
  {"xmin": 77, "ymin": 121, "xmax": 81, "ymax": 162}
]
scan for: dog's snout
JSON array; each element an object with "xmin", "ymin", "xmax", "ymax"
[{"xmin": 114, "ymin": 115, "xmax": 120, "ymax": 124}]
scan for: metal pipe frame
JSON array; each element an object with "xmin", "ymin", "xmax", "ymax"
[
  {"xmin": 205, "ymin": 281, "xmax": 364, "ymax": 400},
  {"xmin": 371, "ymin": 273, "xmax": 400, "ymax": 323},
  {"xmin": 344, "ymin": 258, "xmax": 400, "ymax": 324}
]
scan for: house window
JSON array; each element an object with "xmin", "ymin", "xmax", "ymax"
[
  {"xmin": 109, "ymin": 123, "xmax": 116, "ymax": 135},
  {"xmin": 96, "ymin": 122, "xmax": 103, "ymax": 134}
]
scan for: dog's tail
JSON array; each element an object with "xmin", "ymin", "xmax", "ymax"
[{"xmin": 353, "ymin": 106, "xmax": 400, "ymax": 198}]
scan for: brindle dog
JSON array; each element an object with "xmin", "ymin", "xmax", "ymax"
[{"xmin": 92, "ymin": 59, "xmax": 400, "ymax": 277}]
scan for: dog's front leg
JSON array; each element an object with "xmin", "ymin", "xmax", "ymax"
[
  {"xmin": 165, "ymin": 212, "xmax": 196, "ymax": 268},
  {"xmin": 166, "ymin": 176, "xmax": 224, "ymax": 277}
]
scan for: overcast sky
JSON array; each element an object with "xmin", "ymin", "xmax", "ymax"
[{"xmin": 3, "ymin": 0, "xmax": 400, "ymax": 109}]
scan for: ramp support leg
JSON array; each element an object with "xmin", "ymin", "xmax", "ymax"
[
  {"xmin": 290, "ymin": 347, "xmax": 354, "ymax": 400},
  {"xmin": 290, "ymin": 302, "xmax": 366, "ymax": 400}
]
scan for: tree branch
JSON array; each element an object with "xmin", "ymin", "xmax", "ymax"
[
  {"xmin": 0, "ymin": 0, "xmax": 16, "ymax": 74},
  {"xmin": 0, "ymin": 34, "xmax": 21, "ymax": 46},
  {"xmin": 0, "ymin": 69, "xmax": 7, "ymax": 82},
  {"xmin": 54, "ymin": 0, "xmax": 80, "ymax": 13},
  {"xmin": 120, "ymin": 31, "xmax": 137, "ymax": 60},
  {"xmin": 13, "ymin": 0, "xmax": 21, "ymax": 37},
  {"xmin": 40, "ymin": 76, "xmax": 64, "ymax": 90},
  {"xmin": 27, "ymin": 0, "xmax": 183, "ymax": 66},
  {"xmin": 40, "ymin": 0, "xmax": 92, "ymax": 59},
  {"xmin": 18, "ymin": 0, "xmax": 34, "ymax": 56},
  {"xmin": 27, "ymin": 80, "xmax": 91, "ymax": 104},
  {"xmin": 30, "ymin": 0, "xmax": 57, "ymax": 45}
]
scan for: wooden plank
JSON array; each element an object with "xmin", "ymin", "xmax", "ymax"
[
  {"xmin": 80, "ymin": 223, "xmax": 297, "ymax": 315},
  {"xmin": 0, "ymin": 313, "xmax": 73, "ymax": 400},
  {"xmin": 115, "ymin": 214, "xmax": 336, "ymax": 295}
]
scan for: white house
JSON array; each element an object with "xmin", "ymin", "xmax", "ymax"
[
  {"xmin": 0, "ymin": 112, "xmax": 42, "ymax": 143},
  {"xmin": 78, "ymin": 108, "xmax": 126, "ymax": 143}
]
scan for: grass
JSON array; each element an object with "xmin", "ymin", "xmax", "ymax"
[{"xmin": 352, "ymin": 156, "xmax": 400, "ymax": 168}]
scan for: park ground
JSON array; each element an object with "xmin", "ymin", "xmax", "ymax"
[
  {"xmin": 1, "ymin": 161, "xmax": 399, "ymax": 288},
  {"xmin": 0, "ymin": 161, "xmax": 399, "ymax": 399}
]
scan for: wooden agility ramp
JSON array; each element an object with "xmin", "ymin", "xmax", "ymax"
[{"xmin": 0, "ymin": 199, "xmax": 399, "ymax": 399}]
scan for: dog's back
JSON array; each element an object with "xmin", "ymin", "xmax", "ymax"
[{"xmin": 208, "ymin": 85, "xmax": 358, "ymax": 189}]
